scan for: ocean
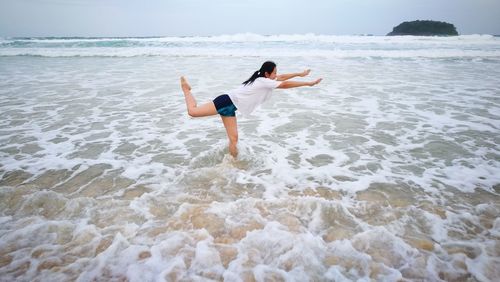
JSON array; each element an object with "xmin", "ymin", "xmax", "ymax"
[{"xmin": 0, "ymin": 34, "xmax": 499, "ymax": 281}]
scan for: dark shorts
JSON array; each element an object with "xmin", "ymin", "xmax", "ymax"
[{"xmin": 213, "ymin": 94, "xmax": 237, "ymax": 117}]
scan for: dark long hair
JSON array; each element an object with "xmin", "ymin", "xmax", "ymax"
[{"xmin": 242, "ymin": 61, "xmax": 276, "ymax": 85}]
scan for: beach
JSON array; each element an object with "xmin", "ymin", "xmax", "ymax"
[{"xmin": 0, "ymin": 34, "xmax": 500, "ymax": 281}]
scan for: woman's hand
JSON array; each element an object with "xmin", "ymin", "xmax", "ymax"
[
  {"xmin": 309, "ymin": 78, "xmax": 322, "ymax": 86},
  {"xmin": 300, "ymin": 69, "xmax": 311, "ymax": 77}
]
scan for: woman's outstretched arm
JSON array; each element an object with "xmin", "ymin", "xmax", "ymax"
[
  {"xmin": 277, "ymin": 78, "xmax": 322, "ymax": 89},
  {"xmin": 276, "ymin": 69, "xmax": 311, "ymax": 81}
]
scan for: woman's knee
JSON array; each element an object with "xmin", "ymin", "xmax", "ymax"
[
  {"xmin": 229, "ymin": 134, "xmax": 238, "ymax": 144},
  {"xmin": 187, "ymin": 108, "xmax": 199, "ymax": 117}
]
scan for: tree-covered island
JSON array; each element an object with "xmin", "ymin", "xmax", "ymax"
[{"xmin": 387, "ymin": 20, "xmax": 458, "ymax": 36}]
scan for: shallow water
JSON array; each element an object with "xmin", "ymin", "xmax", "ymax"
[{"xmin": 1, "ymin": 35, "xmax": 500, "ymax": 281}]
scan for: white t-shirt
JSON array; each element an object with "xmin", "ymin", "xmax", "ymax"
[{"xmin": 227, "ymin": 77, "xmax": 281, "ymax": 116}]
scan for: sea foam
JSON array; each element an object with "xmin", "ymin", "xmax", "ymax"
[{"xmin": 0, "ymin": 35, "xmax": 499, "ymax": 281}]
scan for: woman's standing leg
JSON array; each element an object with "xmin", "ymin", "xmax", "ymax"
[
  {"xmin": 180, "ymin": 76, "xmax": 218, "ymax": 117},
  {"xmin": 221, "ymin": 116, "xmax": 238, "ymax": 158}
]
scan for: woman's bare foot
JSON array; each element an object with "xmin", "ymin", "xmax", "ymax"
[{"xmin": 180, "ymin": 76, "xmax": 192, "ymax": 93}]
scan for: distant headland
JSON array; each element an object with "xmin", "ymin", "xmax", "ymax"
[{"xmin": 387, "ymin": 20, "xmax": 459, "ymax": 36}]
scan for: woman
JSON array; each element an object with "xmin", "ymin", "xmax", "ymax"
[{"xmin": 180, "ymin": 61, "xmax": 322, "ymax": 158}]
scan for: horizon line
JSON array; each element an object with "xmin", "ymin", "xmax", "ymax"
[{"xmin": 1, "ymin": 32, "xmax": 498, "ymax": 39}]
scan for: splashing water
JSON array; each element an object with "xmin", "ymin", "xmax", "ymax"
[{"xmin": 1, "ymin": 34, "xmax": 500, "ymax": 281}]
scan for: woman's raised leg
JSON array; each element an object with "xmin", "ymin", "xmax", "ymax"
[
  {"xmin": 180, "ymin": 76, "xmax": 218, "ymax": 117},
  {"xmin": 221, "ymin": 116, "xmax": 238, "ymax": 158}
]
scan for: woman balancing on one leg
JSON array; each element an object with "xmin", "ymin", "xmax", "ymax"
[{"xmin": 180, "ymin": 61, "xmax": 322, "ymax": 158}]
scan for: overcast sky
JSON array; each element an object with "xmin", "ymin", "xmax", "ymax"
[{"xmin": 1, "ymin": 0, "xmax": 499, "ymax": 37}]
